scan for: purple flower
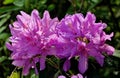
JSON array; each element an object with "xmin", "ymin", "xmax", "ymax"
[
  {"xmin": 6, "ymin": 9, "xmax": 59, "ymax": 75},
  {"xmin": 56, "ymin": 12, "xmax": 114, "ymax": 73},
  {"xmin": 58, "ymin": 74, "xmax": 83, "ymax": 78},
  {"xmin": 71, "ymin": 74, "xmax": 83, "ymax": 78}
]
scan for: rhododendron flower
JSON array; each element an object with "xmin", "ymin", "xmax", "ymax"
[
  {"xmin": 56, "ymin": 12, "xmax": 114, "ymax": 73},
  {"xmin": 58, "ymin": 74, "xmax": 83, "ymax": 78},
  {"xmin": 58, "ymin": 75, "xmax": 66, "ymax": 78},
  {"xmin": 6, "ymin": 9, "xmax": 59, "ymax": 75}
]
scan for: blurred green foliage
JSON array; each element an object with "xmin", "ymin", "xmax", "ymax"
[{"xmin": 0, "ymin": 0, "xmax": 120, "ymax": 78}]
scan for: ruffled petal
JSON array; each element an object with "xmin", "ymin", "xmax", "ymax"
[
  {"xmin": 100, "ymin": 44, "xmax": 115, "ymax": 55},
  {"xmin": 6, "ymin": 42, "xmax": 13, "ymax": 51}
]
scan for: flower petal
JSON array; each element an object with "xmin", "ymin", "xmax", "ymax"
[
  {"xmin": 100, "ymin": 44, "xmax": 115, "ymax": 55},
  {"xmin": 6, "ymin": 42, "xmax": 13, "ymax": 51},
  {"xmin": 58, "ymin": 75, "xmax": 66, "ymax": 78},
  {"xmin": 12, "ymin": 60, "xmax": 25, "ymax": 67},
  {"xmin": 39, "ymin": 56, "xmax": 46, "ymax": 70},
  {"xmin": 22, "ymin": 60, "xmax": 31, "ymax": 75},
  {"xmin": 78, "ymin": 55, "xmax": 88, "ymax": 74},
  {"xmin": 63, "ymin": 59, "xmax": 71, "ymax": 71},
  {"xmin": 77, "ymin": 74, "xmax": 83, "ymax": 78},
  {"xmin": 88, "ymin": 48, "xmax": 104, "ymax": 66}
]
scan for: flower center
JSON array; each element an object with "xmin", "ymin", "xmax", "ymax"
[{"xmin": 76, "ymin": 37, "xmax": 89, "ymax": 44}]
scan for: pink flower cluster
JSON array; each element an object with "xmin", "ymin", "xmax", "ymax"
[
  {"xmin": 6, "ymin": 10, "xmax": 59, "ymax": 75},
  {"xmin": 56, "ymin": 12, "xmax": 114, "ymax": 74},
  {"xmin": 6, "ymin": 9, "xmax": 114, "ymax": 76}
]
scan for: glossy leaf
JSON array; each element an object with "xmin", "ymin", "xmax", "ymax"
[
  {"xmin": 113, "ymin": 50, "xmax": 120, "ymax": 58},
  {"xmin": 3, "ymin": 0, "xmax": 14, "ymax": 5},
  {"xmin": 13, "ymin": 0, "xmax": 24, "ymax": 7}
]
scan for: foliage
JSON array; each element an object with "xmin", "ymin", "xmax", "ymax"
[{"xmin": 0, "ymin": 0, "xmax": 120, "ymax": 78}]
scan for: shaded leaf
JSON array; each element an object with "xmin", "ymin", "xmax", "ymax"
[
  {"xmin": 0, "ymin": 6, "xmax": 21, "ymax": 14},
  {"xmin": 47, "ymin": 4, "xmax": 55, "ymax": 11},
  {"xmin": 54, "ymin": 70, "xmax": 60, "ymax": 78},
  {"xmin": 88, "ymin": 0, "xmax": 102, "ymax": 10},
  {"xmin": 0, "ymin": 56, "xmax": 7, "ymax": 63}
]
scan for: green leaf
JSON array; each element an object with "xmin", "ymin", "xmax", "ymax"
[
  {"xmin": 0, "ymin": 26, "xmax": 7, "ymax": 33},
  {"xmin": 24, "ymin": 0, "xmax": 30, "ymax": 11},
  {"xmin": 30, "ymin": 74, "xmax": 39, "ymax": 78},
  {"xmin": 0, "ymin": 33, "xmax": 9, "ymax": 39},
  {"xmin": 116, "ymin": 9, "xmax": 120, "ymax": 18},
  {"xmin": 47, "ymin": 4, "xmax": 55, "ymax": 11},
  {"xmin": 113, "ymin": 50, "xmax": 120, "ymax": 58},
  {"xmin": 0, "ymin": 13, "xmax": 10, "ymax": 18},
  {"xmin": 88, "ymin": 0, "xmax": 102, "ymax": 10},
  {"xmin": 39, "ymin": 0, "xmax": 47, "ymax": 4},
  {"xmin": 0, "ymin": 47, "xmax": 3, "ymax": 51},
  {"xmin": 13, "ymin": 0, "xmax": 25, "ymax": 7},
  {"xmin": 0, "ymin": 14, "xmax": 10, "ymax": 27},
  {"xmin": 9, "ymin": 71, "xmax": 20, "ymax": 78},
  {"xmin": 115, "ymin": 0, "xmax": 120, "ymax": 5},
  {"xmin": 23, "ymin": 69, "xmax": 39, "ymax": 78},
  {"xmin": 0, "ymin": 56, "xmax": 7, "ymax": 63},
  {"xmin": 0, "ymin": 6, "xmax": 21, "ymax": 14},
  {"xmin": 54, "ymin": 70, "xmax": 60, "ymax": 78},
  {"xmin": 91, "ymin": 0, "xmax": 101, "ymax": 3},
  {"xmin": 3, "ymin": 0, "xmax": 14, "ymax": 5}
]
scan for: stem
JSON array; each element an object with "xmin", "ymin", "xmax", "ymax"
[
  {"xmin": 24, "ymin": 0, "xmax": 30, "ymax": 12},
  {"xmin": 69, "ymin": 0, "xmax": 77, "ymax": 13},
  {"xmin": 78, "ymin": 0, "xmax": 84, "ymax": 12}
]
